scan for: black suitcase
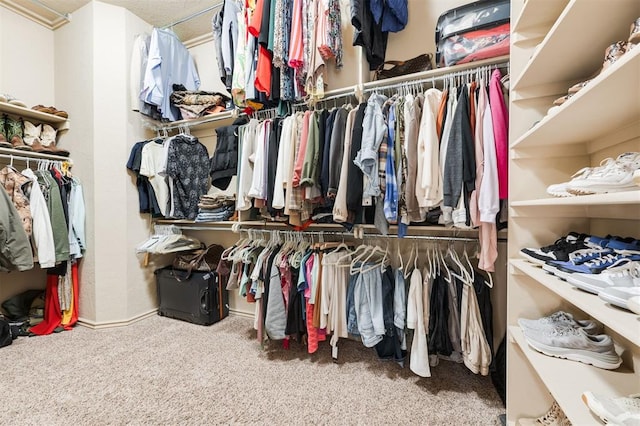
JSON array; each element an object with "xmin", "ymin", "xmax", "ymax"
[
  {"xmin": 155, "ymin": 267, "xmax": 229, "ymax": 325},
  {"xmin": 435, "ymin": 0, "xmax": 510, "ymax": 67}
]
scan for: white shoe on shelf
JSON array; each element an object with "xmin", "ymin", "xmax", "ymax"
[
  {"xmin": 628, "ymin": 296, "xmax": 640, "ymax": 315},
  {"xmin": 566, "ymin": 152, "xmax": 640, "ymax": 195},
  {"xmin": 517, "ymin": 401, "xmax": 572, "ymax": 426},
  {"xmin": 582, "ymin": 391, "xmax": 640, "ymax": 425}
]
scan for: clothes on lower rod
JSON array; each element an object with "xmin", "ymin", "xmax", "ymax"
[{"xmin": 219, "ymin": 239, "xmax": 494, "ymax": 376}]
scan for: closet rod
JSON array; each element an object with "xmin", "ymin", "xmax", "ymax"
[
  {"xmin": 149, "ymin": 109, "xmax": 240, "ymax": 132},
  {"xmin": 29, "ymin": 0, "xmax": 71, "ymax": 22},
  {"xmin": 235, "ymin": 227, "xmax": 497, "ymax": 243},
  {"xmin": 361, "ymin": 56, "xmax": 509, "ymax": 93},
  {"xmin": 161, "ymin": 1, "xmax": 223, "ymax": 29},
  {"xmin": 363, "ymin": 61, "xmax": 510, "ymax": 95},
  {"xmin": 0, "ymin": 152, "xmax": 71, "ymax": 163},
  {"xmin": 296, "ymin": 85, "xmax": 362, "ymax": 108}
]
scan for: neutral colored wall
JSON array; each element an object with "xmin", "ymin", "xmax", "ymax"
[
  {"xmin": 0, "ymin": 7, "xmax": 56, "ymax": 304},
  {"xmin": 124, "ymin": 9, "xmax": 158, "ymax": 321},
  {"xmin": 54, "ymin": 1, "xmax": 97, "ymax": 322},
  {"xmin": 0, "ymin": 7, "xmax": 54, "ymax": 107}
]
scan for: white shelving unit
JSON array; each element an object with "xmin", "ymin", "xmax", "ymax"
[{"xmin": 507, "ymin": 0, "xmax": 640, "ymax": 423}]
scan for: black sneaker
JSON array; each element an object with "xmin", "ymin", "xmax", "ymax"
[{"xmin": 520, "ymin": 232, "xmax": 588, "ymax": 266}]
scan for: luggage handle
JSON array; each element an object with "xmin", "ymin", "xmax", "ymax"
[{"xmin": 200, "ymin": 289, "xmax": 211, "ymax": 314}]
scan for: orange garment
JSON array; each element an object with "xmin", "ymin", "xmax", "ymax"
[
  {"xmin": 62, "ymin": 261, "xmax": 80, "ymax": 329},
  {"xmin": 255, "ymin": 46, "xmax": 272, "ymax": 96},
  {"xmin": 248, "ymin": 0, "xmax": 264, "ymax": 37},
  {"xmin": 436, "ymin": 88, "xmax": 448, "ymax": 142},
  {"xmin": 469, "ymin": 81, "xmax": 477, "ymax": 137}
]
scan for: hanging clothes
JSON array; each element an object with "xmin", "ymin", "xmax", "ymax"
[{"xmin": 0, "ymin": 184, "xmax": 33, "ymax": 272}]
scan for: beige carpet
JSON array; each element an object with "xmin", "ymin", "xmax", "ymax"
[{"xmin": 0, "ymin": 315, "xmax": 505, "ymax": 425}]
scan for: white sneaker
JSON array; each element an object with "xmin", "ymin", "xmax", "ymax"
[
  {"xmin": 523, "ymin": 326, "xmax": 622, "ymax": 370},
  {"xmin": 546, "ymin": 158, "xmax": 616, "ymax": 197},
  {"xmin": 566, "ymin": 260, "xmax": 640, "ymax": 295},
  {"xmin": 517, "ymin": 401, "xmax": 572, "ymax": 426},
  {"xmin": 518, "ymin": 311, "xmax": 599, "ymax": 334},
  {"xmin": 628, "ymin": 296, "xmax": 640, "ymax": 315},
  {"xmin": 582, "ymin": 391, "xmax": 640, "ymax": 425},
  {"xmin": 566, "ymin": 152, "xmax": 640, "ymax": 195},
  {"xmin": 599, "ymin": 286, "xmax": 640, "ymax": 310}
]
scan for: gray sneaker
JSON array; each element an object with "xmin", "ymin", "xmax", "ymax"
[
  {"xmin": 523, "ymin": 326, "xmax": 621, "ymax": 370},
  {"xmin": 518, "ymin": 311, "xmax": 599, "ymax": 334},
  {"xmin": 566, "ymin": 260, "xmax": 640, "ymax": 295}
]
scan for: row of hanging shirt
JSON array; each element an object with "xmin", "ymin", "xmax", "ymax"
[
  {"xmin": 218, "ymin": 231, "xmax": 494, "ymax": 378},
  {"xmin": 223, "ymin": 67, "xmax": 508, "ymax": 272},
  {"xmin": 131, "ymin": 28, "xmax": 201, "ymax": 121},
  {"xmin": 213, "ymin": 0, "xmax": 344, "ymax": 108},
  {"xmin": 0, "ymin": 158, "xmax": 86, "ymax": 273},
  {"xmin": 127, "ymin": 127, "xmax": 212, "ymax": 221}
]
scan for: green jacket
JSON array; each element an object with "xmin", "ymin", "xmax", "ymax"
[{"xmin": 0, "ymin": 186, "xmax": 33, "ymax": 272}]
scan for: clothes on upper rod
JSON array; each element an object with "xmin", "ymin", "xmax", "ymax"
[
  {"xmin": 213, "ymin": 0, "xmax": 345, "ymax": 107},
  {"xmin": 222, "ymin": 69, "xmax": 507, "ymax": 271},
  {"xmin": 131, "ymin": 28, "xmax": 201, "ymax": 122},
  {"xmin": 219, "ymin": 235, "xmax": 493, "ymax": 377},
  {"xmin": 0, "ymin": 163, "xmax": 86, "ymax": 273}
]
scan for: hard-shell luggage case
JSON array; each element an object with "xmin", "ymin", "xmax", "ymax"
[
  {"xmin": 155, "ymin": 267, "xmax": 229, "ymax": 325},
  {"xmin": 435, "ymin": 0, "xmax": 511, "ymax": 68}
]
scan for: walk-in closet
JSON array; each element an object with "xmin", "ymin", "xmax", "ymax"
[{"xmin": 1, "ymin": 0, "xmax": 638, "ymax": 424}]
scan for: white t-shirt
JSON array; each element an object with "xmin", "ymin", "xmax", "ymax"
[{"xmin": 140, "ymin": 141, "xmax": 171, "ymax": 217}]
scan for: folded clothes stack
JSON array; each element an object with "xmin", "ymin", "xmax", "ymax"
[
  {"xmin": 170, "ymin": 85, "xmax": 229, "ymax": 120},
  {"xmin": 195, "ymin": 195, "xmax": 235, "ymax": 223}
]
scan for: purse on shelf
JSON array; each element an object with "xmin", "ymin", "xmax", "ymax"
[
  {"xmin": 374, "ymin": 53, "xmax": 434, "ymax": 80},
  {"xmin": 172, "ymin": 243, "xmax": 225, "ymax": 280}
]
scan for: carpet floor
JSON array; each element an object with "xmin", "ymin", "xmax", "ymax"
[{"xmin": 0, "ymin": 315, "xmax": 505, "ymax": 425}]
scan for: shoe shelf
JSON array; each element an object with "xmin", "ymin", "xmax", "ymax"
[
  {"xmin": 511, "ymin": 259, "xmax": 640, "ymax": 346},
  {"xmin": 512, "ymin": 0, "xmax": 640, "ymax": 91},
  {"xmin": 0, "ymin": 101, "xmax": 70, "ymax": 132},
  {"xmin": 509, "ymin": 325, "xmax": 639, "ymax": 426},
  {"xmin": 512, "ymin": 0, "xmax": 569, "ymax": 46},
  {"xmin": 511, "ymin": 46, "xmax": 640, "ymax": 151},
  {"xmin": 510, "ymin": 191, "xmax": 640, "ymax": 220}
]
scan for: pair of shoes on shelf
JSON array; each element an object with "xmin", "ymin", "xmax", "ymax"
[
  {"xmin": 518, "ymin": 311, "xmax": 621, "ymax": 370},
  {"xmin": 548, "ymin": 17, "xmax": 640, "ymax": 111},
  {"xmin": 517, "ymin": 400, "xmax": 571, "ymax": 425},
  {"xmin": 520, "ymin": 232, "xmax": 589, "ymax": 265},
  {"xmin": 546, "ymin": 152, "xmax": 640, "ymax": 197},
  {"xmin": 31, "ymin": 105, "xmax": 69, "ymax": 119},
  {"xmin": 582, "ymin": 391, "xmax": 640, "ymax": 425},
  {"xmin": 0, "ymin": 115, "xmax": 31, "ymax": 151},
  {"xmin": 23, "ymin": 121, "xmax": 69, "ymax": 156},
  {"xmin": 0, "ymin": 93, "xmax": 27, "ymax": 108},
  {"xmin": 543, "ymin": 237, "xmax": 640, "ymax": 276},
  {"xmin": 565, "ymin": 260, "xmax": 640, "ymax": 311}
]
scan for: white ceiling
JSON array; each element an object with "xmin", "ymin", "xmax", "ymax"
[{"xmin": 1, "ymin": 0, "xmax": 220, "ymax": 42}]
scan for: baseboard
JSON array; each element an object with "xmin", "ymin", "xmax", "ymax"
[
  {"xmin": 228, "ymin": 308, "xmax": 253, "ymax": 319},
  {"xmin": 78, "ymin": 307, "xmax": 252, "ymax": 328},
  {"xmin": 78, "ymin": 309, "xmax": 158, "ymax": 329}
]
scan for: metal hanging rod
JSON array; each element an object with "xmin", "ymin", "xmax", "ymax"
[
  {"xmin": 362, "ymin": 58, "xmax": 510, "ymax": 94},
  {"xmin": 161, "ymin": 1, "xmax": 224, "ymax": 29},
  {"xmin": 30, "ymin": 0, "xmax": 71, "ymax": 22},
  {"xmin": 143, "ymin": 109, "xmax": 240, "ymax": 133},
  {"xmin": 0, "ymin": 151, "xmax": 71, "ymax": 163}
]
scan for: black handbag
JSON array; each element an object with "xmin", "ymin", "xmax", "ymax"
[{"xmin": 374, "ymin": 54, "xmax": 434, "ymax": 80}]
